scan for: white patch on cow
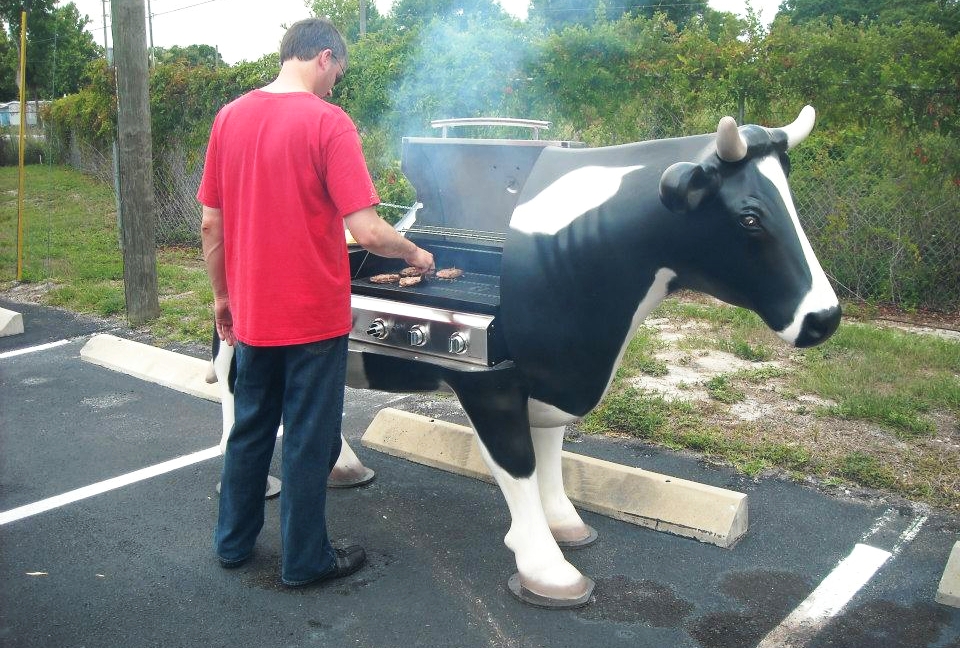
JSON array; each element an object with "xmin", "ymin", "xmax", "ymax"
[
  {"xmin": 756, "ymin": 156, "xmax": 839, "ymax": 344},
  {"xmin": 528, "ymin": 399, "xmax": 578, "ymax": 428},
  {"xmin": 527, "ymin": 267, "xmax": 678, "ymax": 428},
  {"xmin": 510, "ymin": 165, "xmax": 644, "ymax": 235},
  {"xmin": 609, "ymin": 267, "xmax": 678, "ymax": 391}
]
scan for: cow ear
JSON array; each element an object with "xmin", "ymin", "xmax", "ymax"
[{"xmin": 659, "ymin": 162, "xmax": 720, "ymax": 214}]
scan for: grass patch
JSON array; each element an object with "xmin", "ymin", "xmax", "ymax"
[
  {"xmin": 835, "ymin": 452, "xmax": 898, "ymax": 490},
  {"xmin": 651, "ymin": 296, "xmax": 777, "ymax": 362},
  {"xmin": 736, "ymin": 366, "xmax": 789, "ymax": 383},
  {"xmin": 705, "ymin": 375, "xmax": 746, "ymax": 404},
  {"xmin": 616, "ymin": 325, "xmax": 668, "ymax": 378},
  {"xmin": 596, "ymin": 294, "xmax": 959, "ymax": 510},
  {"xmin": 581, "ymin": 386, "xmax": 704, "ymax": 446},
  {"xmin": 724, "ymin": 337, "xmax": 773, "ymax": 362},
  {"xmin": 1, "ymin": 166, "xmax": 214, "ymax": 345},
  {"xmin": 1, "ymin": 165, "xmax": 119, "ymax": 288},
  {"xmin": 795, "ymin": 322, "xmax": 959, "ymax": 438}
]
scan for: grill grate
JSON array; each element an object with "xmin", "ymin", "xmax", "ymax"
[{"xmin": 351, "ymin": 270, "xmax": 500, "ymax": 312}]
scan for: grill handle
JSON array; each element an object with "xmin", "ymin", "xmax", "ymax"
[{"xmin": 430, "ymin": 118, "xmax": 551, "ymax": 140}]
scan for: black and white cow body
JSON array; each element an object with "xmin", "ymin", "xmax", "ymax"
[
  {"xmin": 500, "ymin": 109, "xmax": 840, "ymax": 420},
  {"xmin": 216, "ymin": 107, "xmax": 840, "ymax": 608}
]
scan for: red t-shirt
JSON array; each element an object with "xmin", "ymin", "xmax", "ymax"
[{"xmin": 197, "ymin": 90, "xmax": 379, "ymax": 346}]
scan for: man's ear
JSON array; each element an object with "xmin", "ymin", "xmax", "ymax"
[{"xmin": 658, "ymin": 162, "xmax": 720, "ymax": 214}]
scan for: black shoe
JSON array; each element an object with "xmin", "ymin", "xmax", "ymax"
[{"xmin": 282, "ymin": 545, "xmax": 366, "ymax": 588}]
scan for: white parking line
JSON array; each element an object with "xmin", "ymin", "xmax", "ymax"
[
  {"xmin": 756, "ymin": 543, "xmax": 892, "ymax": 648},
  {"xmin": 756, "ymin": 509, "xmax": 929, "ymax": 648},
  {"xmin": 0, "ymin": 339, "xmax": 70, "ymax": 359},
  {"xmin": 0, "ymin": 445, "xmax": 221, "ymax": 526},
  {"xmin": 892, "ymin": 515, "xmax": 928, "ymax": 555}
]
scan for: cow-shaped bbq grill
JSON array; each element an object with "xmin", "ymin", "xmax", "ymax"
[{"xmin": 212, "ymin": 106, "xmax": 840, "ymax": 608}]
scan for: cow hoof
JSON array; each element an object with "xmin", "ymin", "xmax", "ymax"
[
  {"xmin": 555, "ymin": 524, "xmax": 598, "ymax": 549},
  {"xmin": 507, "ymin": 573, "xmax": 595, "ymax": 609},
  {"xmin": 328, "ymin": 466, "xmax": 376, "ymax": 489},
  {"xmin": 216, "ymin": 476, "xmax": 282, "ymax": 499}
]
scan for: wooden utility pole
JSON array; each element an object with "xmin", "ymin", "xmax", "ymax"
[{"xmin": 112, "ymin": 0, "xmax": 160, "ymax": 325}]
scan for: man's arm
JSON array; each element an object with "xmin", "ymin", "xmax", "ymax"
[
  {"xmin": 344, "ymin": 207, "xmax": 434, "ymax": 270},
  {"xmin": 200, "ymin": 205, "xmax": 236, "ymax": 345}
]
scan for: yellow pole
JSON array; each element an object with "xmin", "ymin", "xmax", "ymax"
[{"xmin": 16, "ymin": 10, "xmax": 27, "ymax": 281}]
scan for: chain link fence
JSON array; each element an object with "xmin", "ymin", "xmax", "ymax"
[
  {"xmin": 154, "ymin": 143, "xmax": 205, "ymax": 247},
  {"xmin": 791, "ymin": 158, "xmax": 959, "ymax": 313},
  {"xmin": 56, "ymin": 132, "xmax": 960, "ymax": 314}
]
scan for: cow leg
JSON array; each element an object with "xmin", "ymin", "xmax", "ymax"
[
  {"xmin": 328, "ymin": 435, "xmax": 375, "ymax": 488},
  {"xmin": 211, "ymin": 335, "xmax": 236, "ymax": 455},
  {"xmin": 445, "ymin": 369, "xmax": 595, "ymax": 608},
  {"xmin": 473, "ymin": 437, "xmax": 595, "ymax": 607},
  {"xmin": 531, "ymin": 426, "xmax": 597, "ymax": 548}
]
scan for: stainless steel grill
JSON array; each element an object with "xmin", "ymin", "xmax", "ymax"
[{"xmin": 348, "ymin": 119, "xmax": 582, "ymax": 369}]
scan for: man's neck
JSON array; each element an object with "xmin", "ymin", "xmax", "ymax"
[{"xmin": 261, "ymin": 62, "xmax": 313, "ymax": 94}]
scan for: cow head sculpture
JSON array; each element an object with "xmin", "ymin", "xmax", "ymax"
[{"xmin": 658, "ymin": 106, "xmax": 840, "ymax": 347}]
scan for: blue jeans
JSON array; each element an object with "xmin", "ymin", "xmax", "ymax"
[{"xmin": 215, "ymin": 335, "xmax": 347, "ymax": 585}]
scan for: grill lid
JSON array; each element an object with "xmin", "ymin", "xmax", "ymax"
[{"xmin": 400, "ymin": 118, "xmax": 584, "ymax": 248}]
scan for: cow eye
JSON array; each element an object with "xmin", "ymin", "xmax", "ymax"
[{"xmin": 739, "ymin": 214, "xmax": 762, "ymax": 230}]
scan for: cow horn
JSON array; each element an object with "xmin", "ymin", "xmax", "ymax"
[
  {"xmin": 716, "ymin": 116, "xmax": 747, "ymax": 162},
  {"xmin": 779, "ymin": 105, "xmax": 816, "ymax": 150}
]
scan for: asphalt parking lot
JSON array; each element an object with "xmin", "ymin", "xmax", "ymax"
[{"xmin": 1, "ymin": 299, "xmax": 958, "ymax": 648}]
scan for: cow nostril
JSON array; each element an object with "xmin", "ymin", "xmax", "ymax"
[{"xmin": 795, "ymin": 305, "xmax": 841, "ymax": 347}]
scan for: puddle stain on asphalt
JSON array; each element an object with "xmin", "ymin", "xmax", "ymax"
[
  {"xmin": 688, "ymin": 570, "xmax": 811, "ymax": 648},
  {"xmin": 809, "ymin": 600, "xmax": 958, "ymax": 648}
]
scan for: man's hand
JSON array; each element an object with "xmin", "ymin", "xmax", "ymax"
[
  {"xmin": 214, "ymin": 295, "xmax": 236, "ymax": 346},
  {"xmin": 404, "ymin": 247, "xmax": 435, "ymax": 273}
]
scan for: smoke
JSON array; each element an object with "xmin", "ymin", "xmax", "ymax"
[{"xmin": 384, "ymin": 12, "xmax": 536, "ymax": 138}]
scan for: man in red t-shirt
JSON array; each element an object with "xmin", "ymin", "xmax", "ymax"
[{"xmin": 198, "ymin": 17, "xmax": 433, "ymax": 587}]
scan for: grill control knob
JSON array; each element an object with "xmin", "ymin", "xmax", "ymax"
[
  {"xmin": 408, "ymin": 325, "xmax": 427, "ymax": 347},
  {"xmin": 448, "ymin": 332, "xmax": 468, "ymax": 354},
  {"xmin": 366, "ymin": 318, "xmax": 388, "ymax": 339}
]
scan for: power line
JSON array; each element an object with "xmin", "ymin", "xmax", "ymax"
[{"xmin": 150, "ymin": 0, "xmax": 219, "ymax": 18}]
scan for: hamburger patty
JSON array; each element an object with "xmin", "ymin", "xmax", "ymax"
[
  {"xmin": 399, "ymin": 275, "xmax": 423, "ymax": 288},
  {"xmin": 435, "ymin": 267, "xmax": 463, "ymax": 280}
]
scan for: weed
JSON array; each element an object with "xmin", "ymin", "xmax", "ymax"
[
  {"xmin": 620, "ymin": 327, "xmax": 667, "ymax": 377},
  {"xmin": 835, "ymin": 452, "xmax": 897, "ymax": 490},
  {"xmin": 706, "ymin": 375, "xmax": 746, "ymax": 404},
  {"xmin": 737, "ymin": 366, "xmax": 789, "ymax": 383},
  {"xmin": 726, "ymin": 337, "xmax": 773, "ymax": 362}
]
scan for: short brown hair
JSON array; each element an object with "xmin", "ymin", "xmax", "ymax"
[{"xmin": 279, "ymin": 18, "xmax": 347, "ymax": 64}]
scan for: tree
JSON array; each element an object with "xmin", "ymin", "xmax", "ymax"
[
  {"xmin": 529, "ymin": 0, "xmax": 707, "ymax": 32},
  {"xmin": 33, "ymin": 3, "xmax": 102, "ymax": 97},
  {"xmin": 0, "ymin": 0, "xmax": 55, "ymax": 30},
  {"xmin": 0, "ymin": 27, "xmax": 17, "ymax": 99},
  {"xmin": 1, "ymin": 1, "xmax": 101, "ymax": 99},
  {"xmin": 389, "ymin": 0, "xmax": 506, "ymax": 30},
  {"xmin": 763, "ymin": 17, "xmax": 960, "ymax": 134},
  {"xmin": 152, "ymin": 44, "xmax": 223, "ymax": 67},
  {"xmin": 778, "ymin": 0, "xmax": 960, "ymax": 35},
  {"xmin": 308, "ymin": 0, "xmax": 387, "ymax": 40}
]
